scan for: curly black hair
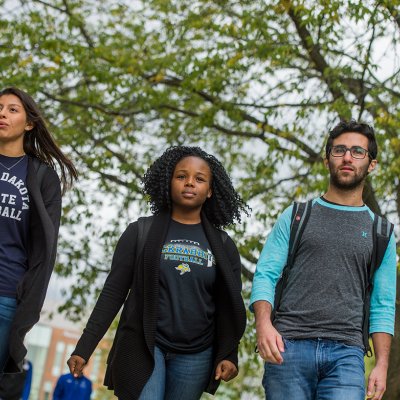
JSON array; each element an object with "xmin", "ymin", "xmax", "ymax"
[{"xmin": 142, "ymin": 146, "xmax": 250, "ymax": 228}]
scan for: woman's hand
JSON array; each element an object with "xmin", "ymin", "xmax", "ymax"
[
  {"xmin": 67, "ymin": 355, "xmax": 86, "ymax": 378},
  {"xmin": 214, "ymin": 360, "xmax": 238, "ymax": 382}
]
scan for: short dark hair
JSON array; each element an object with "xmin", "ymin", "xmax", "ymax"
[
  {"xmin": 325, "ymin": 120, "xmax": 377, "ymax": 159},
  {"xmin": 142, "ymin": 146, "xmax": 250, "ymax": 228}
]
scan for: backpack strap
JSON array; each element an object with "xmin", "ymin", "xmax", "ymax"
[
  {"xmin": 271, "ymin": 199, "xmax": 313, "ymax": 321},
  {"xmin": 288, "ymin": 200, "xmax": 313, "ymax": 266},
  {"xmin": 362, "ymin": 214, "xmax": 394, "ymax": 356},
  {"xmin": 371, "ymin": 215, "xmax": 394, "ymax": 278},
  {"xmin": 136, "ymin": 217, "xmax": 154, "ymax": 263},
  {"xmin": 218, "ymin": 230, "xmax": 228, "ymax": 245},
  {"xmin": 32, "ymin": 157, "xmax": 47, "ymax": 188}
]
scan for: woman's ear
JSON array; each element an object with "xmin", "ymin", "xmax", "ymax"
[{"xmin": 25, "ymin": 121, "xmax": 34, "ymax": 131}]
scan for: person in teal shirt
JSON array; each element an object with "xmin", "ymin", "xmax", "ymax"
[{"xmin": 251, "ymin": 120, "xmax": 396, "ymax": 400}]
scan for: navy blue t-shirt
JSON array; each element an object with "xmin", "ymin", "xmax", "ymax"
[
  {"xmin": 0, "ymin": 154, "xmax": 30, "ymax": 297},
  {"xmin": 156, "ymin": 220, "xmax": 217, "ymax": 353}
]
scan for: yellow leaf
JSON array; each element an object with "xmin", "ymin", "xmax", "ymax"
[
  {"xmin": 149, "ymin": 72, "xmax": 165, "ymax": 83},
  {"xmin": 18, "ymin": 55, "xmax": 33, "ymax": 68}
]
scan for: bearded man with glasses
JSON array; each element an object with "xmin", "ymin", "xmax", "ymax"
[{"xmin": 250, "ymin": 120, "xmax": 396, "ymax": 400}]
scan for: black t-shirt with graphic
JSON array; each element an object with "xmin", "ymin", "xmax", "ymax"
[
  {"xmin": 156, "ymin": 220, "xmax": 217, "ymax": 353},
  {"xmin": 0, "ymin": 154, "xmax": 30, "ymax": 297}
]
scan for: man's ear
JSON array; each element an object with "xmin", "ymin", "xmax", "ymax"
[
  {"xmin": 324, "ymin": 157, "xmax": 329, "ymax": 169},
  {"xmin": 368, "ymin": 159, "xmax": 377, "ymax": 173}
]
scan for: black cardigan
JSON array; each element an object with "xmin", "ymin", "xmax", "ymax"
[
  {"xmin": 5, "ymin": 157, "xmax": 61, "ymax": 373},
  {"xmin": 73, "ymin": 212, "xmax": 246, "ymax": 399}
]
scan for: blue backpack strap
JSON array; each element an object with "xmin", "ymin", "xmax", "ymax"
[
  {"xmin": 362, "ymin": 214, "xmax": 394, "ymax": 356},
  {"xmin": 271, "ymin": 199, "xmax": 313, "ymax": 321}
]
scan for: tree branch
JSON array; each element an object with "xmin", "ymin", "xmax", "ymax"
[
  {"xmin": 358, "ymin": 8, "xmax": 379, "ymax": 120},
  {"xmin": 41, "ymin": 91, "xmax": 141, "ymax": 117},
  {"xmin": 381, "ymin": 2, "xmax": 400, "ymax": 31},
  {"xmin": 151, "ymin": 76, "xmax": 320, "ymax": 160},
  {"xmin": 285, "ymin": 3, "xmax": 344, "ymax": 102},
  {"xmin": 241, "ymin": 264, "xmax": 254, "ymax": 281},
  {"xmin": 61, "ymin": 0, "xmax": 95, "ymax": 48}
]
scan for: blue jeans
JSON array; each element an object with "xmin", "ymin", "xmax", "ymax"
[
  {"xmin": 0, "ymin": 296, "xmax": 17, "ymax": 372},
  {"xmin": 139, "ymin": 346, "xmax": 213, "ymax": 400},
  {"xmin": 263, "ymin": 338, "xmax": 365, "ymax": 400}
]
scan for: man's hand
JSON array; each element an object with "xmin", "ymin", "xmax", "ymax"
[
  {"xmin": 366, "ymin": 364, "xmax": 387, "ymax": 400},
  {"xmin": 215, "ymin": 360, "xmax": 238, "ymax": 381},
  {"xmin": 256, "ymin": 320, "xmax": 284, "ymax": 364},
  {"xmin": 253, "ymin": 301, "xmax": 284, "ymax": 364},
  {"xmin": 366, "ymin": 332, "xmax": 391, "ymax": 400},
  {"xmin": 67, "ymin": 355, "xmax": 86, "ymax": 378}
]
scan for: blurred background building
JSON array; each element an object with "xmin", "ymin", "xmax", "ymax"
[{"xmin": 24, "ymin": 301, "xmax": 112, "ymax": 400}]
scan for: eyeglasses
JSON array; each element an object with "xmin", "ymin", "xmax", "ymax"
[{"xmin": 330, "ymin": 145, "xmax": 370, "ymax": 159}]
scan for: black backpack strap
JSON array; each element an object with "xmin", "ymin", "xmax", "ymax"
[
  {"xmin": 287, "ymin": 200, "xmax": 313, "ymax": 265},
  {"xmin": 136, "ymin": 217, "xmax": 153, "ymax": 263},
  {"xmin": 219, "ymin": 230, "xmax": 228, "ymax": 245},
  {"xmin": 372, "ymin": 216, "xmax": 394, "ymax": 277},
  {"xmin": 32, "ymin": 157, "xmax": 47, "ymax": 188},
  {"xmin": 362, "ymin": 214, "xmax": 394, "ymax": 356},
  {"xmin": 271, "ymin": 199, "xmax": 313, "ymax": 321}
]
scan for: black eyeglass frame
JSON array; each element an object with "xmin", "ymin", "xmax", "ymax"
[{"xmin": 329, "ymin": 145, "xmax": 372, "ymax": 160}]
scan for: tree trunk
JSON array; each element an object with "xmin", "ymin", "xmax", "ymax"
[
  {"xmin": 363, "ymin": 179, "xmax": 382, "ymax": 215},
  {"xmin": 384, "ymin": 271, "xmax": 400, "ymax": 399}
]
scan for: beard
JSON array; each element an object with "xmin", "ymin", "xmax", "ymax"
[{"xmin": 328, "ymin": 160, "xmax": 370, "ymax": 191}]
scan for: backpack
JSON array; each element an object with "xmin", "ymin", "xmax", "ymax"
[{"xmin": 272, "ymin": 199, "xmax": 394, "ymax": 356}]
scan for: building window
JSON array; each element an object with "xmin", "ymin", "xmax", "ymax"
[
  {"xmin": 43, "ymin": 381, "xmax": 53, "ymax": 400},
  {"xmin": 52, "ymin": 341, "xmax": 66, "ymax": 377},
  {"xmin": 63, "ymin": 344, "xmax": 75, "ymax": 374},
  {"xmin": 90, "ymin": 349, "xmax": 102, "ymax": 381}
]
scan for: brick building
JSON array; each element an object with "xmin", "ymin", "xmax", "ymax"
[{"xmin": 24, "ymin": 304, "xmax": 113, "ymax": 400}]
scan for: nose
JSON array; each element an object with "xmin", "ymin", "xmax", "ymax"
[
  {"xmin": 185, "ymin": 176, "xmax": 195, "ymax": 186},
  {"xmin": 342, "ymin": 149, "xmax": 353, "ymax": 162}
]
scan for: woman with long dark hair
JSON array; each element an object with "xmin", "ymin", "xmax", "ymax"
[
  {"xmin": 68, "ymin": 146, "xmax": 248, "ymax": 400},
  {"xmin": 0, "ymin": 87, "xmax": 77, "ymax": 374}
]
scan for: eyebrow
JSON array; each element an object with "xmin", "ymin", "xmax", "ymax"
[
  {"xmin": 333, "ymin": 144, "xmax": 364, "ymax": 148},
  {"xmin": 0, "ymin": 103, "xmax": 22, "ymax": 108},
  {"xmin": 175, "ymin": 169, "xmax": 208, "ymax": 175}
]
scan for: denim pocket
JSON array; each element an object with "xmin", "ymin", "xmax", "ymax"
[{"xmin": 282, "ymin": 337, "xmax": 296, "ymax": 349}]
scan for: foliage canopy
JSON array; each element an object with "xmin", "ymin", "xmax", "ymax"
[{"xmin": 1, "ymin": 0, "xmax": 400, "ymax": 397}]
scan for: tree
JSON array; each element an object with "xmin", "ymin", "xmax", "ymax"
[{"xmin": 1, "ymin": 0, "xmax": 399, "ymax": 397}]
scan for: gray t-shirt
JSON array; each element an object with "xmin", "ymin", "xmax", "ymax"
[{"xmin": 274, "ymin": 199, "xmax": 373, "ymax": 348}]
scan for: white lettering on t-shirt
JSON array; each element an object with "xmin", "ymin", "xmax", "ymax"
[{"xmin": 0, "ymin": 171, "xmax": 29, "ymax": 221}]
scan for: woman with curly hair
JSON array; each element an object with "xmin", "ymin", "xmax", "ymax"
[
  {"xmin": 0, "ymin": 87, "xmax": 77, "ymax": 374},
  {"xmin": 68, "ymin": 146, "xmax": 249, "ymax": 400}
]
